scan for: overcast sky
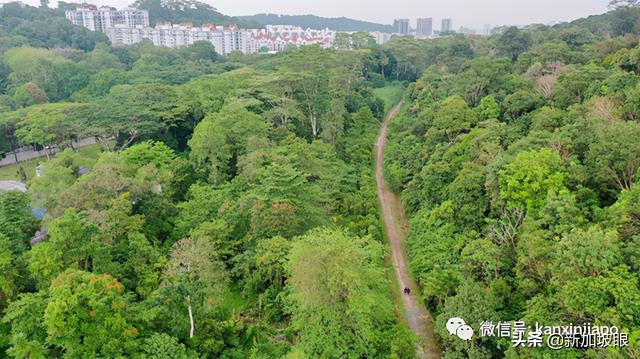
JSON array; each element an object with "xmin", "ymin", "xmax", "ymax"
[{"xmin": 4, "ymin": 0, "xmax": 610, "ymax": 29}]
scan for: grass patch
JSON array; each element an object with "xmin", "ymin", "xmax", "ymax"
[
  {"xmin": 219, "ymin": 285, "xmax": 251, "ymax": 316},
  {"xmin": 373, "ymin": 81, "xmax": 406, "ymax": 112},
  {"xmin": 0, "ymin": 143, "xmax": 107, "ymax": 182},
  {"xmin": 0, "ymin": 158, "xmax": 39, "ymax": 182}
]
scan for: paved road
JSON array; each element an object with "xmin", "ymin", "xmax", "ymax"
[
  {"xmin": 0, "ymin": 181, "xmax": 26, "ymax": 192},
  {"xmin": 0, "ymin": 137, "xmax": 97, "ymax": 167},
  {"xmin": 375, "ymin": 103, "xmax": 441, "ymax": 359}
]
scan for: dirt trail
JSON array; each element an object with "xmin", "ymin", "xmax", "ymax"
[{"xmin": 375, "ymin": 103, "xmax": 441, "ymax": 359}]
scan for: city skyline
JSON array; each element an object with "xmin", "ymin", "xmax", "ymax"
[{"xmin": 2, "ymin": 0, "xmax": 610, "ymax": 29}]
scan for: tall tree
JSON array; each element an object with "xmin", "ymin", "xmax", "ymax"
[
  {"xmin": 497, "ymin": 26, "xmax": 533, "ymax": 61},
  {"xmin": 288, "ymin": 227, "xmax": 399, "ymax": 357},
  {"xmin": 27, "ymin": 209, "xmax": 100, "ymax": 287},
  {"xmin": 159, "ymin": 237, "xmax": 228, "ymax": 339},
  {"xmin": 87, "ymin": 84, "xmax": 186, "ymax": 150},
  {"xmin": 43, "ymin": 270, "xmax": 138, "ymax": 357},
  {"xmin": 0, "ymin": 190, "xmax": 36, "ymax": 254},
  {"xmin": 189, "ymin": 103, "xmax": 268, "ymax": 182}
]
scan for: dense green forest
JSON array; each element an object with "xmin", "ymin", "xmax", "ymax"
[
  {"xmin": 384, "ymin": 2, "xmax": 640, "ymax": 358},
  {"xmin": 0, "ymin": 2, "xmax": 412, "ymax": 358},
  {"xmin": 2, "ymin": 0, "xmax": 640, "ymax": 358},
  {"xmin": 239, "ymin": 14, "xmax": 394, "ymax": 33}
]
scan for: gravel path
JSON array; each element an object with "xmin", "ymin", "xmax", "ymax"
[{"xmin": 375, "ymin": 103, "xmax": 441, "ymax": 359}]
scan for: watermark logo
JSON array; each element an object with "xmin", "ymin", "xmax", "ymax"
[
  {"xmin": 447, "ymin": 317, "xmax": 474, "ymax": 340},
  {"xmin": 447, "ymin": 318, "xmax": 629, "ymax": 349}
]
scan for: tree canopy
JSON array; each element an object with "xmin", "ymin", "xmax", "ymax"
[{"xmin": 2, "ymin": 1, "xmax": 640, "ymax": 357}]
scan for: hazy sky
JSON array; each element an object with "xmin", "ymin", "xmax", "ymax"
[{"xmin": 4, "ymin": 0, "xmax": 610, "ymax": 29}]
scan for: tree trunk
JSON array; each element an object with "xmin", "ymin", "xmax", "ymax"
[
  {"xmin": 96, "ymin": 135, "xmax": 114, "ymax": 151},
  {"xmin": 311, "ymin": 114, "xmax": 318, "ymax": 137},
  {"xmin": 119, "ymin": 131, "xmax": 139, "ymax": 151},
  {"xmin": 188, "ymin": 297, "xmax": 195, "ymax": 339},
  {"xmin": 12, "ymin": 148, "xmax": 19, "ymax": 165}
]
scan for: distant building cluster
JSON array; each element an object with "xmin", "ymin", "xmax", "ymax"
[
  {"xmin": 250, "ymin": 25, "xmax": 335, "ymax": 53},
  {"xmin": 105, "ymin": 23, "xmax": 251, "ymax": 54},
  {"xmin": 65, "ymin": 5, "xmax": 335, "ymax": 55},
  {"xmin": 388, "ymin": 17, "xmax": 493, "ymax": 40},
  {"xmin": 65, "ymin": 4, "xmax": 494, "ymax": 52}
]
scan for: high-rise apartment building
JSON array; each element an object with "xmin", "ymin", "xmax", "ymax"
[
  {"xmin": 441, "ymin": 18, "xmax": 453, "ymax": 33},
  {"xmin": 416, "ymin": 18, "xmax": 433, "ymax": 36},
  {"xmin": 369, "ymin": 31, "xmax": 391, "ymax": 45},
  {"xmin": 393, "ymin": 19, "xmax": 410, "ymax": 35},
  {"xmin": 483, "ymin": 24, "xmax": 493, "ymax": 36},
  {"xmin": 65, "ymin": 5, "xmax": 149, "ymax": 33}
]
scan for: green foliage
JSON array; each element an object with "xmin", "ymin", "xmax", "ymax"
[
  {"xmin": 497, "ymin": 27, "xmax": 533, "ymax": 61},
  {"xmin": 138, "ymin": 333, "xmax": 196, "ymax": 358},
  {"xmin": 499, "ymin": 148, "xmax": 568, "ymax": 212},
  {"xmin": 288, "ymin": 227, "xmax": 407, "ymax": 358},
  {"xmin": 334, "ymin": 32, "xmax": 376, "ymax": 50},
  {"xmin": 156, "ymin": 237, "xmax": 228, "ymax": 341},
  {"xmin": 0, "ymin": 190, "xmax": 36, "ymax": 253},
  {"xmin": 383, "ymin": 17, "xmax": 640, "ymax": 356},
  {"xmin": 587, "ymin": 119, "xmax": 640, "ymax": 194},
  {"xmin": 516, "ymin": 41, "xmax": 579, "ymax": 73},
  {"xmin": 243, "ymin": 162, "xmax": 320, "ymax": 239},
  {"xmin": 175, "ymin": 183, "xmax": 227, "ymax": 237},
  {"xmin": 189, "ymin": 103, "xmax": 268, "ymax": 182},
  {"xmin": 372, "ymin": 82, "xmax": 406, "ymax": 110},
  {"xmin": 122, "ymin": 141, "xmax": 177, "ymax": 170},
  {"xmin": 132, "ymin": 0, "xmax": 247, "ymax": 27},
  {"xmin": 87, "ymin": 83, "xmax": 187, "ymax": 149},
  {"xmin": 44, "ymin": 270, "xmax": 138, "ymax": 357},
  {"xmin": 6, "ymin": 4, "xmax": 640, "ymax": 357},
  {"xmin": 3, "ymin": 270, "xmax": 140, "ymax": 358},
  {"xmin": 179, "ymin": 41, "xmax": 219, "ymax": 63},
  {"xmin": 476, "ymin": 95, "xmax": 500, "ymax": 120},
  {"xmin": 74, "ymin": 68, "xmax": 132, "ymax": 99},
  {"xmin": 502, "ymin": 89, "xmax": 543, "ymax": 121},
  {"xmin": 553, "ymin": 63, "xmax": 608, "ymax": 108},
  {"xmin": 27, "ymin": 149, "xmax": 76, "ymax": 211},
  {"xmin": 0, "ymin": 234, "xmax": 18, "ymax": 309},
  {"xmin": 0, "ymin": 4, "xmax": 108, "ymax": 51},
  {"xmin": 14, "ymin": 102, "xmax": 86, "ymax": 146},
  {"xmin": 27, "ymin": 209, "xmax": 99, "ymax": 286},
  {"xmin": 2, "ymin": 291, "xmax": 50, "ymax": 358},
  {"xmin": 610, "ymin": 7, "xmax": 640, "ymax": 36}
]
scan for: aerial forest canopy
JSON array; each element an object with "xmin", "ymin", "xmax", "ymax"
[
  {"xmin": 1, "ymin": 0, "xmax": 640, "ymax": 358},
  {"xmin": 383, "ymin": 2, "xmax": 640, "ymax": 358}
]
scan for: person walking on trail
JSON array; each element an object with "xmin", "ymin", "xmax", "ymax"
[{"xmin": 404, "ymin": 287, "xmax": 411, "ymax": 295}]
